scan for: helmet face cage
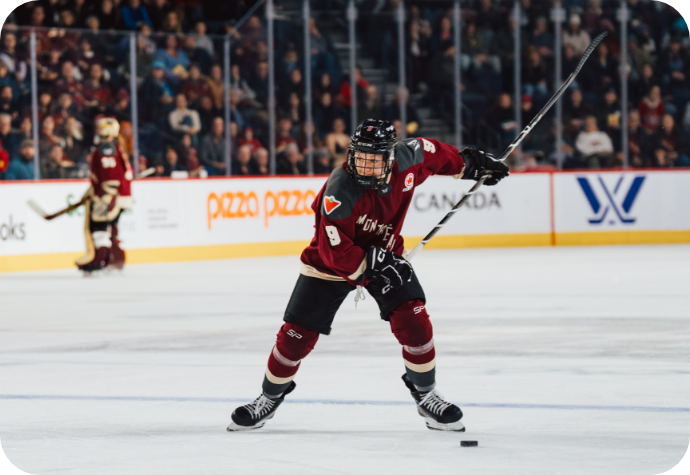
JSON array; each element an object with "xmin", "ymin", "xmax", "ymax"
[{"xmin": 346, "ymin": 119, "xmax": 397, "ymax": 191}]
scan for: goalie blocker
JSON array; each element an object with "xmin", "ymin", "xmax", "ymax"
[{"xmin": 76, "ymin": 117, "xmax": 133, "ymax": 272}]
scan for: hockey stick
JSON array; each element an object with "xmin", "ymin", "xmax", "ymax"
[
  {"xmin": 405, "ymin": 32, "xmax": 608, "ymax": 261},
  {"xmin": 26, "ymin": 166, "xmax": 156, "ymax": 221},
  {"xmin": 28, "ymin": 196, "xmax": 88, "ymax": 221}
]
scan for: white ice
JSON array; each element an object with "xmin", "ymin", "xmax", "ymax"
[{"xmin": 1, "ymin": 245, "xmax": 689, "ymax": 475}]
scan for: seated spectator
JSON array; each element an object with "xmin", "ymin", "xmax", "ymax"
[
  {"xmin": 462, "ymin": 23, "xmax": 489, "ymax": 57},
  {"xmin": 563, "ymin": 14, "xmax": 591, "ymax": 56},
  {"xmin": 522, "ymin": 46, "xmax": 550, "ymax": 103},
  {"xmin": 252, "ymin": 147, "xmax": 270, "ymax": 176},
  {"xmin": 239, "ymin": 126, "xmax": 262, "ymax": 153},
  {"xmin": 206, "ymin": 64, "xmax": 225, "ymax": 110},
  {"xmin": 176, "ymin": 133, "xmax": 195, "ymax": 169},
  {"xmin": 168, "ymin": 93, "xmax": 201, "ymax": 139},
  {"xmin": 638, "ymin": 85, "xmax": 665, "ymax": 134},
  {"xmin": 598, "ymin": 88, "xmax": 622, "ymax": 146},
  {"xmin": 96, "ymin": 0, "xmax": 122, "ymax": 31},
  {"xmin": 383, "ymin": 88, "xmax": 420, "ymax": 136},
  {"xmin": 53, "ymin": 61, "xmax": 85, "ymax": 106},
  {"xmin": 325, "ymin": 117, "xmax": 350, "ymax": 169},
  {"xmin": 283, "ymin": 92, "xmax": 304, "ymax": 128},
  {"xmin": 280, "ymin": 69, "xmax": 304, "ymax": 108},
  {"xmin": 357, "ymin": 85, "xmax": 382, "ymax": 123},
  {"xmin": 308, "ymin": 18, "xmax": 338, "ymax": 81},
  {"xmin": 61, "ymin": 116, "xmax": 86, "ymax": 164},
  {"xmin": 486, "ymin": 93, "xmax": 518, "ymax": 149},
  {"xmin": 37, "ymin": 90, "xmax": 53, "ymax": 123},
  {"xmin": 38, "ymin": 47, "xmax": 63, "ymax": 85},
  {"xmin": 197, "ymin": 95, "xmax": 218, "ymax": 133},
  {"xmin": 75, "ymin": 37, "xmax": 101, "ymax": 78},
  {"xmin": 182, "ymin": 63, "xmax": 212, "ymax": 107},
  {"xmin": 157, "ymin": 147, "xmax": 186, "ymax": 176},
  {"xmin": 14, "ymin": 117, "xmax": 33, "ymax": 151},
  {"xmin": 531, "ymin": 17, "xmax": 554, "ymax": 58},
  {"xmin": 660, "ymin": 37, "xmax": 690, "ymax": 105},
  {"xmin": 155, "ymin": 35, "xmax": 190, "ymax": 80},
  {"xmin": 584, "ymin": 42, "xmax": 618, "ymax": 94},
  {"xmin": 0, "ymin": 32, "xmax": 27, "ymax": 83},
  {"xmin": 139, "ymin": 61, "xmax": 173, "ymax": 128},
  {"xmin": 314, "ymin": 92, "xmax": 336, "ymax": 138},
  {"xmin": 314, "ymin": 72, "xmax": 338, "ymax": 104},
  {"xmin": 626, "ymin": 111, "xmax": 652, "ymax": 168},
  {"xmin": 161, "ymin": 11, "xmax": 182, "ymax": 34},
  {"xmin": 0, "ymin": 61, "xmax": 18, "ymax": 104},
  {"xmin": 0, "ymin": 85, "xmax": 19, "ymax": 123},
  {"xmin": 247, "ymin": 61, "xmax": 269, "ymax": 108},
  {"xmin": 41, "ymin": 144, "xmax": 75, "ymax": 179},
  {"xmin": 275, "ymin": 117, "xmax": 297, "ymax": 155},
  {"xmin": 182, "ymin": 36, "xmax": 211, "ymax": 75},
  {"xmin": 52, "ymin": 92, "xmax": 82, "ymax": 131},
  {"xmin": 121, "ymin": 0, "xmax": 152, "ymax": 30},
  {"xmin": 5, "ymin": 139, "xmax": 35, "ymax": 180},
  {"xmin": 193, "ymin": 21, "xmax": 214, "ymax": 58},
  {"xmin": 651, "ymin": 114, "xmax": 690, "ymax": 168},
  {"xmin": 199, "ymin": 117, "xmax": 228, "ymax": 175},
  {"xmin": 0, "ymin": 113, "xmax": 19, "ymax": 157},
  {"xmin": 147, "ymin": 0, "xmax": 172, "ymax": 32},
  {"xmin": 39, "ymin": 116, "xmax": 64, "ymax": 158},
  {"xmin": 277, "ymin": 142, "xmax": 306, "ymax": 175},
  {"xmin": 82, "ymin": 63, "xmax": 113, "ymax": 109},
  {"xmin": 339, "ymin": 67, "xmax": 368, "ymax": 108},
  {"xmin": 564, "ymin": 88, "xmax": 592, "ymax": 138},
  {"xmin": 575, "ymin": 116, "xmax": 614, "ymax": 169},
  {"xmin": 232, "ymin": 145, "xmax": 256, "ymax": 176},
  {"xmin": 312, "ymin": 147, "xmax": 333, "ymax": 175},
  {"xmin": 112, "ymin": 89, "xmax": 132, "ymax": 124}
]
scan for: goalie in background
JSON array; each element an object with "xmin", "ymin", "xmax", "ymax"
[{"xmin": 76, "ymin": 117, "xmax": 133, "ymax": 273}]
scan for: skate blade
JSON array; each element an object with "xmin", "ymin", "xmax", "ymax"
[
  {"xmin": 226, "ymin": 421, "xmax": 266, "ymax": 432},
  {"xmin": 424, "ymin": 417, "xmax": 466, "ymax": 432},
  {"xmin": 226, "ymin": 412, "xmax": 275, "ymax": 432}
]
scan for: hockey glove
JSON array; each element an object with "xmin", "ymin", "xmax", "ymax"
[
  {"xmin": 460, "ymin": 148, "xmax": 510, "ymax": 186},
  {"xmin": 364, "ymin": 246, "xmax": 413, "ymax": 290}
]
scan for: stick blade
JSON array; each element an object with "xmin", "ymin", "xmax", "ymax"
[{"xmin": 27, "ymin": 199, "xmax": 49, "ymax": 219}]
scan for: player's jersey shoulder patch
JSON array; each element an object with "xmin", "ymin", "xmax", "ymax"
[
  {"xmin": 322, "ymin": 167, "xmax": 364, "ymax": 220},
  {"xmin": 395, "ymin": 138, "xmax": 425, "ymax": 173}
]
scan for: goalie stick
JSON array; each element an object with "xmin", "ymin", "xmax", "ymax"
[
  {"xmin": 27, "ymin": 167, "xmax": 156, "ymax": 221},
  {"xmin": 405, "ymin": 31, "xmax": 608, "ymax": 262}
]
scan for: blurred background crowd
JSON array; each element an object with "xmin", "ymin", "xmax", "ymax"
[{"xmin": 0, "ymin": 0, "xmax": 688, "ymax": 181}]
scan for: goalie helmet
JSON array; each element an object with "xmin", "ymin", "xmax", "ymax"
[
  {"xmin": 346, "ymin": 119, "xmax": 397, "ymax": 191},
  {"xmin": 96, "ymin": 117, "xmax": 120, "ymax": 141}
]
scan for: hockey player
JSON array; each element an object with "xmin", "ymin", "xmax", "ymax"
[
  {"xmin": 228, "ymin": 119, "xmax": 509, "ymax": 432},
  {"xmin": 75, "ymin": 117, "xmax": 133, "ymax": 272}
]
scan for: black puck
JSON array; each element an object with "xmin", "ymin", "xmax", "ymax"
[{"xmin": 461, "ymin": 441, "xmax": 478, "ymax": 447}]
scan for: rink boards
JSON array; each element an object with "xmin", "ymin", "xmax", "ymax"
[{"xmin": 1, "ymin": 170, "xmax": 690, "ymax": 272}]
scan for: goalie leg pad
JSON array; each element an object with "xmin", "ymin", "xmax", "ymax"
[
  {"xmin": 92, "ymin": 230, "xmax": 112, "ymax": 248},
  {"xmin": 389, "ymin": 300, "xmax": 436, "ymax": 389},
  {"xmin": 263, "ymin": 323, "xmax": 319, "ymax": 397}
]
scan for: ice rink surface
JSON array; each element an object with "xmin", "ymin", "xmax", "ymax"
[{"xmin": 1, "ymin": 245, "xmax": 689, "ymax": 475}]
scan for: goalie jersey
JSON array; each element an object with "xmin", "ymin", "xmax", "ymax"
[
  {"xmin": 300, "ymin": 137, "xmax": 466, "ymax": 285},
  {"xmin": 89, "ymin": 140, "xmax": 133, "ymax": 210}
]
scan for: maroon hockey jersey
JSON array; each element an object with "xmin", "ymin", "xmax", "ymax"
[
  {"xmin": 300, "ymin": 137, "xmax": 465, "ymax": 285},
  {"xmin": 89, "ymin": 140, "xmax": 133, "ymax": 205}
]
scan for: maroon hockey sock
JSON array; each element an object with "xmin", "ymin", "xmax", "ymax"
[
  {"xmin": 389, "ymin": 300, "xmax": 437, "ymax": 389},
  {"xmin": 262, "ymin": 323, "xmax": 319, "ymax": 396}
]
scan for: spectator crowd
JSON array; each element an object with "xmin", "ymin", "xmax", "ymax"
[{"xmin": 0, "ymin": 0, "xmax": 688, "ymax": 181}]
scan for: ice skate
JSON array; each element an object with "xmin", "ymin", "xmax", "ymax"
[
  {"xmin": 227, "ymin": 381, "xmax": 296, "ymax": 431},
  {"xmin": 402, "ymin": 374, "xmax": 465, "ymax": 432}
]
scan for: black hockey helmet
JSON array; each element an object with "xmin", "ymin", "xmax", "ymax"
[{"xmin": 346, "ymin": 119, "xmax": 397, "ymax": 191}]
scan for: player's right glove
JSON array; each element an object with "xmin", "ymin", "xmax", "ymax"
[
  {"xmin": 460, "ymin": 148, "xmax": 509, "ymax": 186},
  {"xmin": 364, "ymin": 246, "xmax": 413, "ymax": 290}
]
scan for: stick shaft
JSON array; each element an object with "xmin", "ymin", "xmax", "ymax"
[{"xmin": 406, "ymin": 32, "xmax": 607, "ymax": 262}]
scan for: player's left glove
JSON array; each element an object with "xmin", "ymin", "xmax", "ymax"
[
  {"xmin": 460, "ymin": 148, "xmax": 509, "ymax": 186},
  {"xmin": 364, "ymin": 246, "xmax": 413, "ymax": 289}
]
